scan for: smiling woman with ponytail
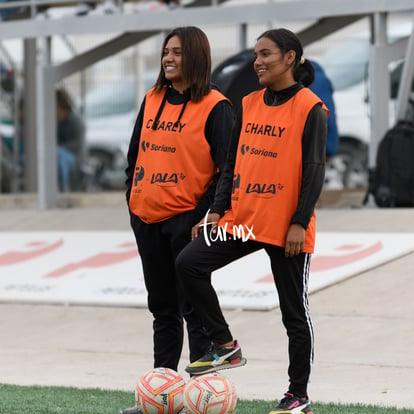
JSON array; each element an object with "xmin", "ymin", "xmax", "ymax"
[{"xmin": 176, "ymin": 27, "xmax": 328, "ymax": 414}]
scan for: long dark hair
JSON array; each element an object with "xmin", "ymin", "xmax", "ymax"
[
  {"xmin": 257, "ymin": 28, "xmax": 314, "ymax": 87},
  {"xmin": 153, "ymin": 26, "xmax": 212, "ymax": 102},
  {"xmin": 56, "ymin": 87, "xmax": 74, "ymax": 112}
]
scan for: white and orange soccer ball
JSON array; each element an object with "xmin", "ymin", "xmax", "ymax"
[
  {"xmin": 183, "ymin": 373, "xmax": 237, "ymax": 414},
  {"xmin": 135, "ymin": 367, "xmax": 186, "ymax": 414}
]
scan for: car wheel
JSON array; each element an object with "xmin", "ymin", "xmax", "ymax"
[
  {"xmin": 336, "ymin": 139, "xmax": 369, "ymax": 189},
  {"xmin": 86, "ymin": 149, "xmax": 114, "ymax": 191}
]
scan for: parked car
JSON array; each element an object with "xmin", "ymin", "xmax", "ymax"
[
  {"xmin": 317, "ymin": 28, "xmax": 414, "ymax": 188},
  {"xmin": 80, "ymin": 77, "xmax": 137, "ymax": 190},
  {"xmin": 80, "ymin": 73, "xmax": 160, "ymax": 191},
  {"xmin": 0, "ymin": 119, "xmax": 20, "ymax": 192},
  {"xmin": 0, "ymin": 74, "xmax": 156, "ymax": 193},
  {"xmin": 316, "ymin": 37, "xmax": 371, "ymax": 189}
]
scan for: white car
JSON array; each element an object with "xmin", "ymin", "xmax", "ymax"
[
  {"xmin": 80, "ymin": 77, "xmax": 137, "ymax": 190},
  {"xmin": 81, "ymin": 74, "xmax": 159, "ymax": 190},
  {"xmin": 316, "ymin": 37, "xmax": 372, "ymax": 189},
  {"xmin": 316, "ymin": 18, "xmax": 414, "ymax": 189}
]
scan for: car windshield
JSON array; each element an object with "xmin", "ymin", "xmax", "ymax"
[
  {"xmin": 318, "ymin": 38, "xmax": 369, "ymax": 91},
  {"xmin": 83, "ymin": 78, "xmax": 136, "ymax": 118}
]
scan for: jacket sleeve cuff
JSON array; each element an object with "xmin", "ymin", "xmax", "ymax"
[
  {"xmin": 209, "ymin": 207, "xmax": 225, "ymax": 217},
  {"xmin": 290, "ymin": 213, "xmax": 310, "ymax": 230}
]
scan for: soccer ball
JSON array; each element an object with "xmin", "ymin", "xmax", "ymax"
[
  {"xmin": 135, "ymin": 367, "xmax": 186, "ymax": 414},
  {"xmin": 183, "ymin": 373, "xmax": 237, "ymax": 414}
]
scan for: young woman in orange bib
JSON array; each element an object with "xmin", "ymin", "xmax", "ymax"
[
  {"xmin": 125, "ymin": 27, "xmax": 235, "ymax": 374},
  {"xmin": 176, "ymin": 28, "xmax": 328, "ymax": 414}
]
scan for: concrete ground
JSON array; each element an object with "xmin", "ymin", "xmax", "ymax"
[{"xmin": 0, "ymin": 196, "xmax": 413, "ymax": 410}]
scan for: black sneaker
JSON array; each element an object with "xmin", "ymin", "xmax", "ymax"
[
  {"xmin": 185, "ymin": 339, "xmax": 247, "ymax": 375},
  {"xmin": 269, "ymin": 392, "xmax": 313, "ymax": 414}
]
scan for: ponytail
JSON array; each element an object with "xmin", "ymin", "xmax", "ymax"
[{"xmin": 294, "ymin": 58, "xmax": 315, "ymax": 87}]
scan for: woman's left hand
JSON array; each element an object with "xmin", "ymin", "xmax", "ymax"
[
  {"xmin": 191, "ymin": 212, "xmax": 221, "ymax": 240},
  {"xmin": 284, "ymin": 224, "xmax": 305, "ymax": 257}
]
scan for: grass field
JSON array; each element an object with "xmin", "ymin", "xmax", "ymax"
[{"xmin": 0, "ymin": 384, "xmax": 412, "ymax": 414}]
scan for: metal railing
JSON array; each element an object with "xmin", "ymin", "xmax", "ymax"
[
  {"xmin": 0, "ymin": 0, "xmax": 223, "ymax": 22},
  {"xmin": 0, "ymin": 0, "xmax": 127, "ymax": 20}
]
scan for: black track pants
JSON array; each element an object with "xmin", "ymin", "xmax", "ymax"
[
  {"xmin": 175, "ymin": 232, "xmax": 314, "ymax": 397},
  {"xmin": 130, "ymin": 211, "xmax": 211, "ymax": 371}
]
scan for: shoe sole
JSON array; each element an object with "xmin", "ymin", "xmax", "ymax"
[
  {"xmin": 185, "ymin": 357, "xmax": 247, "ymax": 375},
  {"xmin": 268, "ymin": 403, "xmax": 312, "ymax": 414}
]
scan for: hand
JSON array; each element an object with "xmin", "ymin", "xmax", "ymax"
[
  {"xmin": 191, "ymin": 212, "xmax": 221, "ymax": 240},
  {"xmin": 284, "ymin": 224, "xmax": 305, "ymax": 257}
]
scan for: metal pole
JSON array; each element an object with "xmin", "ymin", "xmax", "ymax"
[
  {"xmin": 395, "ymin": 13, "xmax": 414, "ymax": 120},
  {"xmin": 23, "ymin": 38, "xmax": 38, "ymax": 192},
  {"xmin": 239, "ymin": 23, "xmax": 247, "ymax": 51},
  {"xmin": 368, "ymin": 12, "xmax": 390, "ymax": 169},
  {"xmin": 37, "ymin": 36, "xmax": 58, "ymax": 208}
]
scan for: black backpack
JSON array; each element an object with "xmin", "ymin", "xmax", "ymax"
[{"xmin": 367, "ymin": 120, "xmax": 414, "ymax": 207}]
